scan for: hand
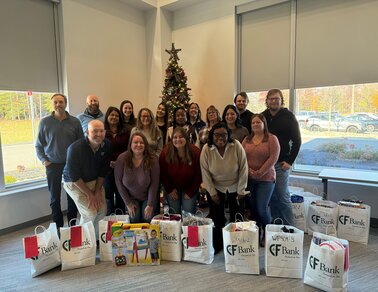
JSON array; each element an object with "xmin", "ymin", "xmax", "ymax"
[
  {"xmin": 110, "ymin": 161, "xmax": 116, "ymax": 168},
  {"xmin": 183, "ymin": 193, "xmax": 191, "ymax": 200},
  {"xmin": 88, "ymin": 192, "xmax": 102, "ymax": 210},
  {"xmin": 248, "ymin": 168, "xmax": 255, "ymax": 177},
  {"xmin": 43, "ymin": 161, "xmax": 52, "ymax": 167},
  {"xmin": 211, "ymin": 193, "xmax": 221, "ymax": 205},
  {"xmin": 127, "ymin": 202, "xmax": 137, "ymax": 217},
  {"xmin": 169, "ymin": 189, "xmax": 178, "ymax": 201},
  {"xmin": 281, "ymin": 161, "xmax": 291, "ymax": 170},
  {"xmin": 144, "ymin": 205, "xmax": 153, "ymax": 219}
]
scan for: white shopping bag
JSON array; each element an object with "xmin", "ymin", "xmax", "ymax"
[
  {"xmin": 222, "ymin": 221, "xmax": 259, "ymax": 274},
  {"xmin": 291, "ymin": 195, "xmax": 306, "ymax": 231},
  {"xmin": 302, "ymin": 192, "xmax": 322, "ymax": 233},
  {"xmin": 304, "ymin": 232, "xmax": 349, "ymax": 292},
  {"xmin": 265, "ymin": 224, "xmax": 304, "ymax": 278},
  {"xmin": 337, "ymin": 202, "xmax": 370, "ymax": 244},
  {"xmin": 99, "ymin": 214, "xmax": 130, "ymax": 261},
  {"xmin": 23, "ymin": 223, "xmax": 61, "ymax": 277},
  {"xmin": 181, "ymin": 216, "xmax": 214, "ymax": 265},
  {"xmin": 60, "ymin": 221, "xmax": 96, "ymax": 271},
  {"xmin": 307, "ymin": 200, "xmax": 338, "ymax": 236},
  {"xmin": 151, "ymin": 213, "xmax": 182, "ymax": 262}
]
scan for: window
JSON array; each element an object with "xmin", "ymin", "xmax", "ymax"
[{"xmin": 238, "ymin": 0, "xmax": 378, "ymax": 174}]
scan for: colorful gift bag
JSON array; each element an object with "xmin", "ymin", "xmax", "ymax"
[
  {"xmin": 111, "ymin": 223, "xmax": 160, "ymax": 266},
  {"xmin": 60, "ymin": 220, "xmax": 96, "ymax": 271},
  {"xmin": 99, "ymin": 214, "xmax": 130, "ymax": 261},
  {"xmin": 304, "ymin": 232, "xmax": 349, "ymax": 292},
  {"xmin": 181, "ymin": 215, "xmax": 214, "ymax": 265},
  {"xmin": 337, "ymin": 200, "xmax": 370, "ymax": 244},
  {"xmin": 222, "ymin": 221, "xmax": 259, "ymax": 274},
  {"xmin": 265, "ymin": 224, "xmax": 304, "ymax": 278},
  {"xmin": 307, "ymin": 200, "xmax": 338, "ymax": 236},
  {"xmin": 23, "ymin": 223, "xmax": 61, "ymax": 277},
  {"xmin": 151, "ymin": 213, "xmax": 182, "ymax": 262}
]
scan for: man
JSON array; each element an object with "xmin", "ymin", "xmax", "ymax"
[
  {"xmin": 77, "ymin": 94, "xmax": 105, "ymax": 134},
  {"xmin": 35, "ymin": 93, "xmax": 83, "ymax": 229},
  {"xmin": 262, "ymin": 89, "xmax": 302, "ymax": 226},
  {"xmin": 63, "ymin": 120, "xmax": 111, "ymax": 238},
  {"xmin": 234, "ymin": 92, "xmax": 254, "ymax": 133}
]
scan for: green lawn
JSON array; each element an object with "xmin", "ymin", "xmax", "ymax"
[{"xmin": 0, "ymin": 119, "xmax": 40, "ymax": 145}]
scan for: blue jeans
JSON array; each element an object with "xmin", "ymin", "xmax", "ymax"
[
  {"xmin": 269, "ymin": 163, "xmax": 294, "ymax": 225},
  {"xmin": 46, "ymin": 163, "xmax": 77, "ymax": 228},
  {"xmin": 246, "ymin": 179, "xmax": 275, "ymax": 229},
  {"xmin": 166, "ymin": 190, "xmax": 198, "ymax": 215},
  {"xmin": 104, "ymin": 169, "xmax": 125, "ymax": 215},
  {"xmin": 129, "ymin": 200, "xmax": 151, "ymax": 223}
]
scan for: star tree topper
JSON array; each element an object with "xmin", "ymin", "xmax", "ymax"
[{"xmin": 165, "ymin": 43, "xmax": 181, "ymax": 61}]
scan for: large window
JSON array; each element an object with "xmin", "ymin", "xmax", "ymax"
[
  {"xmin": 0, "ymin": 0, "xmax": 60, "ymax": 189},
  {"xmin": 238, "ymin": 0, "xmax": 378, "ymax": 174}
]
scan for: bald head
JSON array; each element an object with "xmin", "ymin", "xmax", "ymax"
[
  {"xmin": 86, "ymin": 94, "xmax": 100, "ymax": 115},
  {"xmin": 87, "ymin": 120, "xmax": 105, "ymax": 147}
]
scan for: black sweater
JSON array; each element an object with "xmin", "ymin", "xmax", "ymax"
[{"xmin": 262, "ymin": 108, "xmax": 302, "ymax": 165}]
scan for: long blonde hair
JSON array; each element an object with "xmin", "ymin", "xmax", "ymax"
[{"xmin": 136, "ymin": 108, "xmax": 162, "ymax": 141}]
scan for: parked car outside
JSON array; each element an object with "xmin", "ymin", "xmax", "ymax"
[
  {"xmin": 305, "ymin": 114, "xmax": 365, "ymax": 133},
  {"xmin": 295, "ymin": 111, "xmax": 317, "ymax": 127},
  {"xmin": 345, "ymin": 114, "xmax": 378, "ymax": 132}
]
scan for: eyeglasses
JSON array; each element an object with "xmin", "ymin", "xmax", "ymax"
[
  {"xmin": 267, "ymin": 97, "xmax": 281, "ymax": 101},
  {"xmin": 214, "ymin": 133, "xmax": 228, "ymax": 138}
]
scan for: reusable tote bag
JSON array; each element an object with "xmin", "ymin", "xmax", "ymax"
[
  {"xmin": 182, "ymin": 215, "xmax": 214, "ymax": 264},
  {"xmin": 151, "ymin": 213, "xmax": 182, "ymax": 262},
  {"xmin": 99, "ymin": 213, "xmax": 130, "ymax": 261},
  {"xmin": 337, "ymin": 200, "xmax": 370, "ymax": 244},
  {"xmin": 265, "ymin": 224, "xmax": 304, "ymax": 278},
  {"xmin": 307, "ymin": 200, "xmax": 338, "ymax": 236},
  {"xmin": 304, "ymin": 232, "xmax": 349, "ymax": 292},
  {"xmin": 291, "ymin": 195, "xmax": 306, "ymax": 232},
  {"xmin": 23, "ymin": 223, "xmax": 61, "ymax": 277},
  {"xmin": 60, "ymin": 220, "xmax": 96, "ymax": 271},
  {"xmin": 222, "ymin": 221, "xmax": 259, "ymax": 274}
]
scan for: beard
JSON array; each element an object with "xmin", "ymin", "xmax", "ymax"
[{"xmin": 88, "ymin": 104, "xmax": 99, "ymax": 114}]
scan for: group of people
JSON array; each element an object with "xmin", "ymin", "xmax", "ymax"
[{"xmin": 35, "ymin": 89, "xmax": 301, "ymax": 252}]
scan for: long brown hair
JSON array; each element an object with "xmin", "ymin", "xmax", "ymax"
[
  {"xmin": 124, "ymin": 131, "xmax": 156, "ymax": 171},
  {"xmin": 165, "ymin": 127, "xmax": 193, "ymax": 165},
  {"xmin": 245, "ymin": 114, "xmax": 270, "ymax": 143}
]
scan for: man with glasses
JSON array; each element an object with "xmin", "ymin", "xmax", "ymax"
[
  {"xmin": 234, "ymin": 92, "xmax": 254, "ymax": 133},
  {"xmin": 35, "ymin": 93, "xmax": 83, "ymax": 229},
  {"xmin": 262, "ymin": 89, "xmax": 301, "ymax": 226},
  {"xmin": 77, "ymin": 94, "xmax": 105, "ymax": 135}
]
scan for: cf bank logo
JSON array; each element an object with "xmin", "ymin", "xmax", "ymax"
[
  {"xmin": 312, "ymin": 215, "xmax": 321, "ymax": 224},
  {"xmin": 339, "ymin": 215, "xmax": 350, "ymax": 225},
  {"xmin": 226, "ymin": 245, "xmax": 237, "ymax": 256},
  {"xmin": 309, "ymin": 256, "xmax": 319, "ymax": 269},
  {"xmin": 269, "ymin": 244, "xmax": 281, "ymax": 256}
]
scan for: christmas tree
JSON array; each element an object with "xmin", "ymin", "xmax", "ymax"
[{"xmin": 161, "ymin": 43, "xmax": 191, "ymax": 118}]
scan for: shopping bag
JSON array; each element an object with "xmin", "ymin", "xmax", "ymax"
[
  {"xmin": 291, "ymin": 195, "xmax": 305, "ymax": 231},
  {"xmin": 111, "ymin": 223, "xmax": 160, "ymax": 266},
  {"xmin": 222, "ymin": 221, "xmax": 259, "ymax": 274},
  {"xmin": 304, "ymin": 232, "xmax": 349, "ymax": 292},
  {"xmin": 265, "ymin": 224, "xmax": 304, "ymax": 278},
  {"xmin": 60, "ymin": 220, "xmax": 96, "ymax": 271},
  {"xmin": 302, "ymin": 191, "xmax": 322, "ymax": 233},
  {"xmin": 337, "ymin": 200, "xmax": 370, "ymax": 244},
  {"xmin": 151, "ymin": 213, "xmax": 182, "ymax": 262},
  {"xmin": 307, "ymin": 200, "xmax": 338, "ymax": 236},
  {"xmin": 99, "ymin": 213, "xmax": 130, "ymax": 261},
  {"xmin": 181, "ymin": 215, "xmax": 214, "ymax": 264},
  {"xmin": 23, "ymin": 223, "xmax": 61, "ymax": 277}
]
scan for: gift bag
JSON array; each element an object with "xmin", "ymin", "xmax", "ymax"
[
  {"xmin": 291, "ymin": 195, "xmax": 306, "ymax": 231},
  {"xmin": 111, "ymin": 223, "xmax": 160, "ymax": 266},
  {"xmin": 222, "ymin": 221, "xmax": 259, "ymax": 274},
  {"xmin": 304, "ymin": 232, "xmax": 349, "ymax": 292},
  {"xmin": 265, "ymin": 224, "xmax": 304, "ymax": 278},
  {"xmin": 99, "ymin": 213, "xmax": 130, "ymax": 261},
  {"xmin": 307, "ymin": 200, "xmax": 338, "ymax": 236},
  {"xmin": 302, "ymin": 192, "xmax": 322, "ymax": 233},
  {"xmin": 181, "ymin": 215, "xmax": 214, "ymax": 264},
  {"xmin": 337, "ymin": 200, "xmax": 370, "ymax": 244},
  {"xmin": 60, "ymin": 220, "xmax": 96, "ymax": 271},
  {"xmin": 151, "ymin": 213, "xmax": 182, "ymax": 262},
  {"xmin": 23, "ymin": 223, "xmax": 61, "ymax": 277}
]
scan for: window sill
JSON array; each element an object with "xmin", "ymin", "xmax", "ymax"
[{"xmin": 0, "ymin": 180, "xmax": 47, "ymax": 197}]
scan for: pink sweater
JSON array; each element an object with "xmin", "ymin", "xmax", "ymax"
[{"xmin": 242, "ymin": 134, "xmax": 280, "ymax": 182}]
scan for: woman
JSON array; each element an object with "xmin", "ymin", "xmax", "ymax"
[
  {"xmin": 242, "ymin": 114, "xmax": 280, "ymax": 247},
  {"xmin": 200, "ymin": 122, "xmax": 248, "ymax": 253},
  {"xmin": 222, "ymin": 105, "xmax": 249, "ymax": 143},
  {"xmin": 159, "ymin": 127, "xmax": 202, "ymax": 214},
  {"xmin": 166, "ymin": 107, "xmax": 199, "ymax": 147},
  {"xmin": 120, "ymin": 100, "xmax": 137, "ymax": 132},
  {"xmin": 131, "ymin": 108, "xmax": 163, "ymax": 157},
  {"xmin": 104, "ymin": 106, "xmax": 130, "ymax": 215},
  {"xmin": 156, "ymin": 102, "xmax": 169, "ymax": 145},
  {"xmin": 198, "ymin": 105, "xmax": 221, "ymax": 148},
  {"xmin": 187, "ymin": 102, "xmax": 206, "ymax": 133},
  {"xmin": 114, "ymin": 132, "xmax": 160, "ymax": 223}
]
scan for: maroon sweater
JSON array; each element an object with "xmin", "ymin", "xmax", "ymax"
[{"xmin": 159, "ymin": 144, "xmax": 202, "ymax": 198}]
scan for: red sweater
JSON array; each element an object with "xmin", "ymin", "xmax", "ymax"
[{"xmin": 159, "ymin": 144, "xmax": 202, "ymax": 198}]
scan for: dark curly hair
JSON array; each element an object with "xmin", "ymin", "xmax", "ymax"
[{"xmin": 207, "ymin": 122, "xmax": 233, "ymax": 147}]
